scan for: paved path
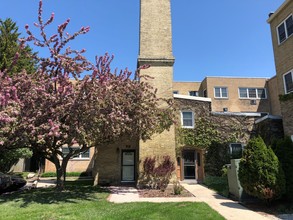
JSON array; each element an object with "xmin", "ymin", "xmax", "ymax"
[
  {"xmin": 182, "ymin": 183, "xmax": 276, "ymax": 220},
  {"xmin": 108, "ymin": 184, "xmax": 279, "ymax": 220}
]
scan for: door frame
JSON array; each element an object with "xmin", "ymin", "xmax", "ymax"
[
  {"xmin": 121, "ymin": 149, "xmax": 136, "ymax": 183},
  {"xmin": 182, "ymin": 150, "xmax": 197, "ymax": 180}
]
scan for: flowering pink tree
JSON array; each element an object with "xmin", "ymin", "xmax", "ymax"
[{"xmin": 0, "ymin": 0, "xmax": 174, "ymax": 189}]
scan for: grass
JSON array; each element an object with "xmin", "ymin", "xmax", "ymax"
[
  {"xmin": 0, "ymin": 180, "xmax": 225, "ymax": 220},
  {"xmin": 203, "ymin": 175, "xmax": 229, "ymax": 197}
]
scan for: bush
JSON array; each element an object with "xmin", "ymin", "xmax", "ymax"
[
  {"xmin": 0, "ymin": 148, "xmax": 32, "ymax": 173},
  {"xmin": 173, "ymin": 181, "xmax": 183, "ymax": 195},
  {"xmin": 205, "ymin": 142, "xmax": 230, "ymax": 176},
  {"xmin": 41, "ymin": 172, "xmax": 91, "ymax": 178},
  {"xmin": 239, "ymin": 137, "xmax": 285, "ymax": 203},
  {"xmin": 274, "ymin": 136, "xmax": 293, "ymax": 201},
  {"xmin": 142, "ymin": 156, "xmax": 175, "ymax": 191}
]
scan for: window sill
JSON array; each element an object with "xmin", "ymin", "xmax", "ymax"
[
  {"xmin": 182, "ymin": 126, "xmax": 194, "ymax": 129},
  {"xmin": 214, "ymin": 97, "xmax": 229, "ymax": 100},
  {"xmin": 60, "ymin": 158, "xmax": 90, "ymax": 161},
  {"xmin": 239, "ymin": 98, "xmax": 267, "ymax": 100}
]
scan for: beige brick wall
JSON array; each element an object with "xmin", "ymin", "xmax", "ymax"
[
  {"xmin": 267, "ymin": 76, "xmax": 282, "ymax": 116},
  {"xmin": 137, "ymin": 0, "xmax": 176, "ymax": 185},
  {"xmin": 173, "ymin": 82, "xmax": 201, "ymax": 95},
  {"xmin": 92, "ymin": 137, "xmax": 139, "ymax": 185},
  {"xmin": 44, "ymin": 147, "xmax": 95, "ymax": 173},
  {"xmin": 203, "ymin": 77, "xmax": 270, "ymax": 113},
  {"xmin": 139, "ymin": 0, "xmax": 173, "ymax": 59},
  {"xmin": 268, "ymin": 0, "xmax": 293, "ymax": 136},
  {"xmin": 268, "ymin": 0, "xmax": 293, "ymax": 95}
]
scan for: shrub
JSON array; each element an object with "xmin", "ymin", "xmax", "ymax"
[
  {"xmin": 274, "ymin": 136, "xmax": 293, "ymax": 201},
  {"xmin": 173, "ymin": 181, "xmax": 183, "ymax": 195},
  {"xmin": 142, "ymin": 156, "xmax": 175, "ymax": 191},
  {"xmin": 205, "ymin": 142, "xmax": 230, "ymax": 176},
  {"xmin": 41, "ymin": 172, "xmax": 91, "ymax": 178},
  {"xmin": 239, "ymin": 137, "xmax": 285, "ymax": 204}
]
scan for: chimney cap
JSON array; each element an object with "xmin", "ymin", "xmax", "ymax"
[{"xmin": 268, "ymin": 12, "xmax": 274, "ymax": 17}]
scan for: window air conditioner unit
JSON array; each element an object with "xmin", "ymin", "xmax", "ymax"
[{"xmin": 250, "ymin": 100, "xmax": 257, "ymax": 105}]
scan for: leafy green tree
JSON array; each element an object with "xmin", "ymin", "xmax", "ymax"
[
  {"xmin": 274, "ymin": 136, "xmax": 293, "ymax": 201},
  {"xmin": 0, "ymin": 18, "xmax": 37, "ymax": 74},
  {"xmin": 0, "ymin": 148, "xmax": 32, "ymax": 173},
  {"xmin": 239, "ymin": 136, "xmax": 285, "ymax": 204}
]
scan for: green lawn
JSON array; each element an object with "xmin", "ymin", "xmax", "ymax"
[
  {"xmin": 203, "ymin": 175, "xmax": 229, "ymax": 197},
  {"xmin": 0, "ymin": 180, "xmax": 224, "ymax": 220}
]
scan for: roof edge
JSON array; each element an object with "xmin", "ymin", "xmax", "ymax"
[
  {"xmin": 174, "ymin": 94, "xmax": 211, "ymax": 102},
  {"xmin": 267, "ymin": 0, "xmax": 291, "ymax": 23}
]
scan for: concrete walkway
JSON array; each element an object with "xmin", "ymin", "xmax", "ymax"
[{"xmin": 108, "ymin": 183, "xmax": 279, "ymax": 220}]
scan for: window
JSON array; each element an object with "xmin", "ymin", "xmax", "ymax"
[
  {"xmin": 283, "ymin": 70, "xmax": 293, "ymax": 94},
  {"xmin": 173, "ymin": 91, "xmax": 179, "ymax": 94},
  {"xmin": 189, "ymin": 91, "xmax": 198, "ymax": 96},
  {"xmin": 62, "ymin": 147, "xmax": 90, "ymax": 159},
  {"xmin": 181, "ymin": 111, "xmax": 194, "ymax": 128},
  {"xmin": 277, "ymin": 14, "xmax": 293, "ymax": 44},
  {"xmin": 214, "ymin": 87, "xmax": 228, "ymax": 98},
  {"xmin": 238, "ymin": 88, "xmax": 266, "ymax": 99},
  {"xmin": 203, "ymin": 89, "xmax": 207, "ymax": 97}
]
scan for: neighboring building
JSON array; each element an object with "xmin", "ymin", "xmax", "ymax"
[
  {"xmin": 173, "ymin": 82, "xmax": 201, "ymax": 96},
  {"xmin": 174, "ymin": 77, "xmax": 271, "ymax": 113},
  {"xmin": 44, "ymin": 147, "xmax": 95, "ymax": 173},
  {"xmin": 267, "ymin": 0, "xmax": 293, "ymax": 137}
]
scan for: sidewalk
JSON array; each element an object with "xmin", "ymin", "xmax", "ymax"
[{"xmin": 108, "ymin": 183, "xmax": 278, "ymax": 220}]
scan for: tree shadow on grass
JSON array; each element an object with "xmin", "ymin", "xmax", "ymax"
[{"xmin": 0, "ymin": 180, "xmax": 109, "ymax": 208}]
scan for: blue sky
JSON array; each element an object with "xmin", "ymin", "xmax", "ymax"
[{"xmin": 0, "ymin": 0, "xmax": 285, "ymax": 81}]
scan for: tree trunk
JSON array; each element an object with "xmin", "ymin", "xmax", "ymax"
[{"xmin": 54, "ymin": 157, "xmax": 69, "ymax": 191}]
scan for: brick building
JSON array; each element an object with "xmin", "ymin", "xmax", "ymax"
[
  {"xmin": 18, "ymin": 0, "xmax": 290, "ymax": 185},
  {"xmin": 267, "ymin": 0, "xmax": 293, "ymax": 138}
]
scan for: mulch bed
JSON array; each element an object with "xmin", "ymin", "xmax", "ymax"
[{"xmin": 138, "ymin": 187, "xmax": 194, "ymax": 198}]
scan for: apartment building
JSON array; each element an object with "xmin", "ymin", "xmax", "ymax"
[
  {"xmin": 267, "ymin": 0, "xmax": 293, "ymax": 137},
  {"xmin": 174, "ymin": 77, "xmax": 270, "ymax": 114}
]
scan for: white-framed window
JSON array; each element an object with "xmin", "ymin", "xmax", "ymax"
[
  {"xmin": 189, "ymin": 91, "xmax": 198, "ymax": 96},
  {"xmin": 283, "ymin": 70, "xmax": 293, "ymax": 94},
  {"xmin": 173, "ymin": 90, "xmax": 179, "ymax": 94},
  {"xmin": 62, "ymin": 147, "xmax": 90, "ymax": 159},
  {"xmin": 277, "ymin": 14, "xmax": 293, "ymax": 44},
  {"xmin": 238, "ymin": 88, "xmax": 267, "ymax": 99},
  {"xmin": 181, "ymin": 111, "xmax": 194, "ymax": 128},
  {"xmin": 214, "ymin": 87, "xmax": 228, "ymax": 98}
]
